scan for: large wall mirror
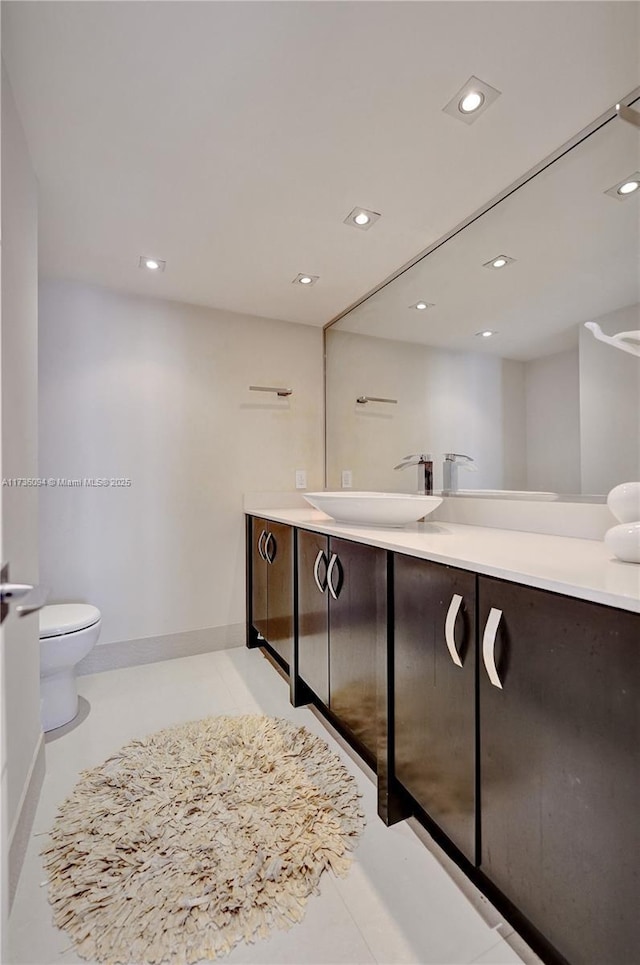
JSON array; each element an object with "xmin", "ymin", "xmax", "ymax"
[{"xmin": 325, "ymin": 94, "xmax": 640, "ymax": 501}]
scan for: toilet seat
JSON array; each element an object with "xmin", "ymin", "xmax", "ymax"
[{"xmin": 40, "ymin": 604, "xmax": 101, "ymax": 639}]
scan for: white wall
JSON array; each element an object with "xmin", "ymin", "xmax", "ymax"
[
  {"xmin": 326, "ymin": 329, "xmax": 526, "ymax": 493},
  {"xmin": 38, "ymin": 280, "xmax": 323, "ymax": 646},
  {"xmin": 524, "ymin": 346, "xmax": 581, "ymax": 494},
  {"xmin": 1, "ymin": 68, "xmax": 41, "ymax": 846},
  {"xmin": 579, "ymin": 303, "xmax": 640, "ymax": 495}
]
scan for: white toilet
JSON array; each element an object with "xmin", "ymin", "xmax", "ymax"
[{"xmin": 39, "ymin": 604, "xmax": 101, "ymax": 732}]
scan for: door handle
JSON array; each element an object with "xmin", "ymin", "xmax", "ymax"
[
  {"xmin": 327, "ymin": 553, "xmax": 342, "ymax": 600},
  {"xmin": 16, "ymin": 585, "xmax": 50, "ymax": 616},
  {"xmin": 482, "ymin": 607, "xmax": 503, "ymax": 689},
  {"xmin": 313, "ymin": 550, "xmax": 327, "ymax": 594},
  {"xmin": 444, "ymin": 593, "xmax": 464, "ymax": 667},
  {"xmin": 264, "ymin": 532, "xmax": 275, "ymax": 564},
  {"xmin": 257, "ymin": 530, "xmax": 268, "ymax": 560},
  {"xmin": 0, "ymin": 581, "xmax": 49, "ymax": 618}
]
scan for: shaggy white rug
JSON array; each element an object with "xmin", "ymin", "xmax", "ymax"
[{"xmin": 42, "ymin": 715, "xmax": 365, "ymax": 964}]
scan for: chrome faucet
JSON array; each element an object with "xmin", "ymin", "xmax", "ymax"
[
  {"xmin": 394, "ymin": 453, "xmax": 433, "ymax": 495},
  {"xmin": 443, "ymin": 453, "xmax": 474, "ymax": 494}
]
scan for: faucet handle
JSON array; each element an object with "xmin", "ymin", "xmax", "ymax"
[
  {"xmin": 395, "ymin": 453, "xmax": 433, "ymax": 470},
  {"xmin": 444, "ymin": 453, "xmax": 474, "ymax": 463}
]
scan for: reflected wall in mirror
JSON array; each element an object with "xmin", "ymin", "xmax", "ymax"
[{"xmin": 326, "ymin": 97, "xmax": 640, "ymax": 499}]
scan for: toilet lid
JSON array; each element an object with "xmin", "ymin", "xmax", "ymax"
[{"xmin": 40, "ymin": 604, "xmax": 101, "ymax": 639}]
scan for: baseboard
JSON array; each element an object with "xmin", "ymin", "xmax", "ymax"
[
  {"xmin": 76, "ymin": 623, "xmax": 245, "ymax": 676},
  {"xmin": 8, "ymin": 732, "xmax": 45, "ymax": 910}
]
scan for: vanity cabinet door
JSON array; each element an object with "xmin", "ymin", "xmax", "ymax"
[
  {"xmin": 297, "ymin": 529, "xmax": 329, "ymax": 703},
  {"xmin": 250, "ymin": 517, "xmax": 269, "ymax": 640},
  {"xmin": 394, "ymin": 555, "xmax": 477, "ymax": 863},
  {"xmin": 264, "ymin": 521, "xmax": 293, "ymax": 668},
  {"xmin": 249, "ymin": 517, "xmax": 293, "ymax": 669},
  {"xmin": 478, "ymin": 576, "xmax": 640, "ymax": 965},
  {"xmin": 328, "ymin": 536, "xmax": 386, "ymax": 762}
]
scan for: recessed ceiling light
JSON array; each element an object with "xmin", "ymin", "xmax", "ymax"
[
  {"xmin": 443, "ymin": 75, "xmax": 501, "ymax": 125},
  {"xmin": 459, "ymin": 91, "xmax": 484, "ymax": 114},
  {"xmin": 139, "ymin": 255, "xmax": 166, "ymax": 272},
  {"xmin": 292, "ymin": 273, "xmax": 319, "ymax": 286},
  {"xmin": 344, "ymin": 207, "xmax": 381, "ymax": 230},
  {"xmin": 411, "ymin": 301, "xmax": 435, "ymax": 311},
  {"xmin": 483, "ymin": 254, "xmax": 516, "ymax": 270},
  {"xmin": 476, "ymin": 330, "xmax": 497, "ymax": 338},
  {"xmin": 605, "ymin": 172, "xmax": 640, "ymax": 201}
]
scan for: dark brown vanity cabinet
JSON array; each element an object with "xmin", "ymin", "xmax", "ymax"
[
  {"xmin": 247, "ymin": 520, "xmax": 640, "ymax": 965},
  {"xmin": 478, "ymin": 576, "xmax": 640, "ymax": 965},
  {"xmin": 393, "ymin": 554, "xmax": 477, "ymax": 863},
  {"xmin": 249, "ymin": 517, "xmax": 293, "ymax": 668},
  {"xmin": 297, "ymin": 530, "xmax": 386, "ymax": 761}
]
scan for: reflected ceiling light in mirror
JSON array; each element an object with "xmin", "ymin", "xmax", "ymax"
[
  {"xmin": 605, "ymin": 172, "xmax": 640, "ymax": 200},
  {"xmin": 411, "ymin": 301, "xmax": 435, "ymax": 311},
  {"xmin": 442, "ymin": 75, "xmax": 501, "ymax": 125},
  {"xmin": 292, "ymin": 273, "xmax": 319, "ymax": 286},
  {"xmin": 476, "ymin": 330, "xmax": 497, "ymax": 338},
  {"xmin": 483, "ymin": 254, "xmax": 516, "ymax": 270},
  {"xmin": 139, "ymin": 256, "xmax": 166, "ymax": 272},
  {"xmin": 344, "ymin": 207, "xmax": 381, "ymax": 230}
]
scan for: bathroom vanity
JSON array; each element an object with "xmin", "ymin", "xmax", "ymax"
[{"xmin": 245, "ymin": 509, "xmax": 640, "ymax": 965}]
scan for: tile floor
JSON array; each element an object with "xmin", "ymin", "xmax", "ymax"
[{"xmin": 8, "ymin": 647, "xmax": 542, "ymax": 965}]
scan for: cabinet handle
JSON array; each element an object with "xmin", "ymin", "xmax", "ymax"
[
  {"xmin": 264, "ymin": 532, "xmax": 275, "ymax": 565},
  {"xmin": 482, "ymin": 607, "xmax": 503, "ymax": 689},
  {"xmin": 313, "ymin": 550, "xmax": 327, "ymax": 594},
  {"xmin": 327, "ymin": 553, "xmax": 342, "ymax": 600},
  {"xmin": 257, "ymin": 530, "xmax": 268, "ymax": 560},
  {"xmin": 444, "ymin": 593, "xmax": 464, "ymax": 667}
]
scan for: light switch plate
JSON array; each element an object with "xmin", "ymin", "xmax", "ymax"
[
  {"xmin": 295, "ymin": 469, "xmax": 307, "ymax": 490},
  {"xmin": 341, "ymin": 470, "xmax": 353, "ymax": 489}
]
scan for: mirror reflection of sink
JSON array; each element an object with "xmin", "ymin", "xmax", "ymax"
[
  {"xmin": 304, "ymin": 491, "xmax": 443, "ymax": 527},
  {"xmin": 455, "ymin": 489, "xmax": 558, "ymax": 501}
]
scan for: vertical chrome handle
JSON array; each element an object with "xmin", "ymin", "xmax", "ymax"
[
  {"xmin": 482, "ymin": 607, "xmax": 503, "ymax": 689},
  {"xmin": 257, "ymin": 530, "xmax": 268, "ymax": 561},
  {"xmin": 327, "ymin": 553, "xmax": 341, "ymax": 600},
  {"xmin": 313, "ymin": 550, "xmax": 327, "ymax": 594},
  {"xmin": 263, "ymin": 532, "xmax": 275, "ymax": 564},
  {"xmin": 444, "ymin": 593, "xmax": 464, "ymax": 667}
]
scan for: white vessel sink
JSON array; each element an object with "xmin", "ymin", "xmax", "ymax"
[{"xmin": 304, "ymin": 491, "xmax": 443, "ymax": 528}]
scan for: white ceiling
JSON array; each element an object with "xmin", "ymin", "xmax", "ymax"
[{"xmin": 3, "ymin": 1, "xmax": 639, "ymax": 327}]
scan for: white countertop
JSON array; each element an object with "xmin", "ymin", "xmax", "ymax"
[{"xmin": 248, "ymin": 508, "xmax": 640, "ymax": 614}]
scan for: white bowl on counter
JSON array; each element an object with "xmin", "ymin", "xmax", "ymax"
[
  {"xmin": 304, "ymin": 491, "xmax": 443, "ymax": 528},
  {"xmin": 607, "ymin": 482, "xmax": 640, "ymax": 524},
  {"xmin": 604, "ymin": 521, "xmax": 640, "ymax": 564}
]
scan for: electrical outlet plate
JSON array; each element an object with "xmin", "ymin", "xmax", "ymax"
[
  {"xmin": 341, "ymin": 470, "xmax": 353, "ymax": 489},
  {"xmin": 295, "ymin": 470, "xmax": 307, "ymax": 490}
]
